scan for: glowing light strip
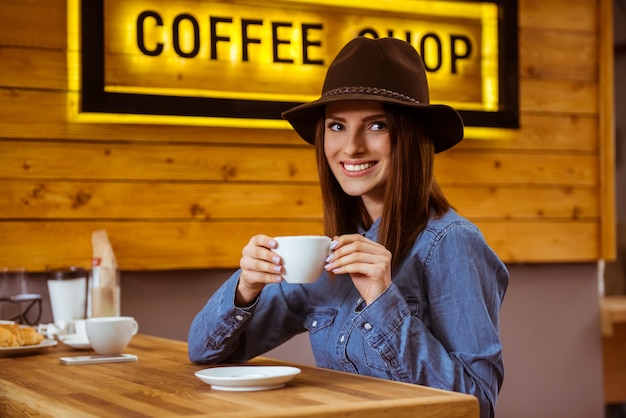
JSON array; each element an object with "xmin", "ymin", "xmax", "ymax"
[
  {"xmin": 66, "ymin": 92, "xmax": 292, "ymax": 128},
  {"xmin": 481, "ymin": 3, "xmax": 499, "ymax": 112},
  {"xmin": 282, "ymin": 0, "xmax": 484, "ymax": 17},
  {"xmin": 104, "ymin": 85, "xmax": 318, "ymax": 103},
  {"xmin": 67, "ymin": 0, "xmax": 80, "ymax": 122}
]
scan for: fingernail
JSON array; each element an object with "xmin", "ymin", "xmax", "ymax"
[
  {"xmin": 273, "ymin": 265, "xmax": 282, "ymax": 273},
  {"xmin": 272, "ymin": 256, "xmax": 280, "ymax": 264},
  {"xmin": 275, "ymin": 276, "xmax": 282, "ymax": 282},
  {"xmin": 325, "ymin": 254, "xmax": 333, "ymax": 262},
  {"xmin": 330, "ymin": 240, "xmax": 338, "ymax": 249},
  {"xmin": 268, "ymin": 239, "xmax": 277, "ymax": 248},
  {"xmin": 324, "ymin": 263, "xmax": 333, "ymax": 270}
]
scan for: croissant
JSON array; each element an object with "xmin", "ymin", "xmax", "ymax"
[
  {"xmin": 20, "ymin": 326, "xmax": 44, "ymax": 346},
  {"xmin": 0, "ymin": 323, "xmax": 44, "ymax": 347},
  {"xmin": 0, "ymin": 323, "xmax": 21, "ymax": 347}
]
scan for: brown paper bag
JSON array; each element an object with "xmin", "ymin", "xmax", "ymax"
[{"xmin": 90, "ymin": 230, "xmax": 120, "ymax": 317}]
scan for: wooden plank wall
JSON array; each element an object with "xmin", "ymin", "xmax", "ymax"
[{"xmin": 0, "ymin": 0, "xmax": 615, "ymax": 271}]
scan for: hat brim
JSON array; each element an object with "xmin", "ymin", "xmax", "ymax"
[{"xmin": 282, "ymin": 94, "xmax": 464, "ymax": 154}]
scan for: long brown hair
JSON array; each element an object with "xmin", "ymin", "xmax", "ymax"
[{"xmin": 315, "ymin": 104, "xmax": 451, "ymax": 267}]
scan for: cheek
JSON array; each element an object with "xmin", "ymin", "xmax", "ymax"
[
  {"xmin": 323, "ymin": 139, "xmax": 337, "ymax": 160},
  {"xmin": 376, "ymin": 139, "xmax": 392, "ymax": 160}
]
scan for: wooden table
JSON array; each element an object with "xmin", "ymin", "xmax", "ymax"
[
  {"xmin": 0, "ymin": 334, "xmax": 479, "ymax": 417},
  {"xmin": 601, "ymin": 295, "xmax": 626, "ymax": 404}
]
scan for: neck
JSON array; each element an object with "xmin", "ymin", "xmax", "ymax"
[{"xmin": 361, "ymin": 196, "xmax": 383, "ymax": 223}]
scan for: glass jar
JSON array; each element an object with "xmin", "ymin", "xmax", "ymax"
[{"xmin": 89, "ymin": 258, "xmax": 120, "ymax": 317}]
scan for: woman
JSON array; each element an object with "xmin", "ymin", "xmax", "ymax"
[{"xmin": 188, "ymin": 37, "xmax": 508, "ymax": 418}]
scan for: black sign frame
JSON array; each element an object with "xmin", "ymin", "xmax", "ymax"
[{"xmin": 80, "ymin": 0, "xmax": 519, "ymax": 128}]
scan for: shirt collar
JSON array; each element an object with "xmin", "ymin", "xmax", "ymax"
[{"xmin": 358, "ymin": 217, "xmax": 381, "ymax": 241}]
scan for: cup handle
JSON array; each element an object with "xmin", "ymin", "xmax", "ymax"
[{"xmin": 131, "ymin": 319, "xmax": 139, "ymax": 336}]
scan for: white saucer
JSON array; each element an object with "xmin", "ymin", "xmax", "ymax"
[
  {"xmin": 195, "ymin": 366, "xmax": 301, "ymax": 391},
  {"xmin": 0, "ymin": 339, "xmax": 57, "ymax": 357},
  {"xmin": 60, "ymin": 335, "xmax": 91, "ymax": 350}
]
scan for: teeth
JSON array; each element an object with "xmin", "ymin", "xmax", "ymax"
[{"xmin": 344, "ymin": 163, "xmax": 374, "ymax": 172}]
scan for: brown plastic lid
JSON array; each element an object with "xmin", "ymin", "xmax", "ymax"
[{"xmin": 48, "ymin": 266, "xmax": 87, "ymax": 280}]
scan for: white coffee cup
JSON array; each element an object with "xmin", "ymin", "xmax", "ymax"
[
  {"xmin": 85, "ymin": 316, "xmax": 139, "ymax": 355},
  {"xmin": 273, "ymin": 235, "xmax": 332, "ymax": 284}
]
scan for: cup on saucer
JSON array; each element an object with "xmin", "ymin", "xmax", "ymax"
[{"xmin": 59, "ymin": 319, "xmax": 91, "ymax": 350}]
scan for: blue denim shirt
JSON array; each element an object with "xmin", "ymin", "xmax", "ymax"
[{"xmin": 188, "ymin": 209, "xmax": 508, "ymax": 418}]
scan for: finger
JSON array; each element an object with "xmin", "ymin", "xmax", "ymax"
[
  {"xmin": 330, "ymin": 233, "xmax": 363, "ymax": 249},
  {"xmin": 329, "ymin": 240, "xmax": 387, "ymax": 263},
  {"xmin": 246, "ymin": 245, "xmax": 282, "ymax": 265},
  {"xmin": 240, "ymin": 268, "xmax": 283, "ymax": 285},
  {"xmin": 242, "ymin": 237, "xmax": 281, "ymax": 264},
  {"xmin": 326, "ymin": 251, "xmax": 387, "ymax": 272},
  {"xmin": 252, "ymin": 234, "xmax": 278, "ymax": 249},
  {"xmin": 243, "ymin": 234, "xmax": 275, "ymax": 253},
  {"xmin": 240, "ymin": 252, "xmax": 283, "ymax": 285},
  {"xmin": 241, "ymin": 256, "xmax": 283, "ymax": 276}
]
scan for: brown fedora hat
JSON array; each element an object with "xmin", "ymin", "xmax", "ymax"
[{"xmin": 282, "ymin": 37, "xmax": 464, "ymax": 153}]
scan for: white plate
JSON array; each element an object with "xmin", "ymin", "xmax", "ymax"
[
  {"xmin": 0, "ymin": 339, "xmax": 57, "ymax": 358},
  {"xmin": 60, "ymin": 335, "xmax": 91, "ymax": 350},
  {"xmin": 195, "ymin": 366, "xmax": 301, "ymax": 391}
]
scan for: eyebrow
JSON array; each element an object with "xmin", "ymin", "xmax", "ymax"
[{"xmin": 325, "ymin": 113, "xmax": 387, "ymax": 122}]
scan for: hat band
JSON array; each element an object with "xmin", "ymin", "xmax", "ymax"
[{"xmin": 322, "ymin": 86, "xmax": 421, "ymax": 104}]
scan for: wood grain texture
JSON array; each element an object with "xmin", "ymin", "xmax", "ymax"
[
  {"xmin": 0, "ymin": 141, "xmax": 597, "ymax": 185},
  {"xmin": 519, "ymin": 29, "xmax": 597, "ymax": 81},
  {"xmin": 598, "ymin": 0, "xmax": 617, "ymax": 259},
  {"xmin": 0, "ymin": 220, "xmax": 599, "ymax": 271},
  {"xmin": 518, "ymin": 0, "xmax": 597, "ymax": 31},
  {"xmin": 0, "ymin": 0, "xmax": 67, "ymax": 49},
  {"xmin": 602, "ymin": 297, "xmax": 626, "ymax": 403},
  {"xmin": 0, "ymin": 334, "xmax": 479, "ymax": 418},
  {"xmin": 0, "ymin": 181, "xmax": 597, "ymax": 220},
  {"xmin": 0, "ymin": 181, "xmax": 324, "ymax": 220}
]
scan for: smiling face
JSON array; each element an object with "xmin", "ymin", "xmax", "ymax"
[{"xmin": 323, "ymin": 101, "xmax": 392, "ymax": 220}]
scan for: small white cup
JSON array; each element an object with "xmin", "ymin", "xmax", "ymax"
[
  {"xmin": 85, "ymin": 316, "xmax": 138, "ymax": 355},
  {"xmin": 68, "ymin": 319, "xmax": 88, "ymax": 340},
  {"xmin": 273, "ymin": 235, "xmax": 332, "ymax": 284}
]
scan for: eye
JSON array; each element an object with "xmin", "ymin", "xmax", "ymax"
[
  {"xmin": 370, "ymin": 121, "xmax": 387, "ymax": 131},
  {"xmin": 326, "ymin": 121, "xmax": 344, "ymax": 132}
]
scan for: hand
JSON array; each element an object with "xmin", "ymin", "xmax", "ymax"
[
  {"xmin": 236, "ymin": 234, "xmax": 283, "ymax": 306},
  {"xmin": 324, "ymin": 234, "xmax": 392, "ymax": 305}
]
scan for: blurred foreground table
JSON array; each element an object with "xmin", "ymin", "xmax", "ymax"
[
  {"xmin": 601, "ymin": 295, "xmax": 626, "ymax": 403},
  {"xmin": 0, "ymin": 334, "xmax": 478, "ymax": 417}
]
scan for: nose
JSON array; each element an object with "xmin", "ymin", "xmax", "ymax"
[{"xmin": 343, "ymin": 128, "xmax": 366, "ymax": 156}]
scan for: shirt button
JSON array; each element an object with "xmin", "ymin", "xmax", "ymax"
[
  {"xmin": 235, "ymin": 315, "xmax": 244, "ymax": 321},
  {"xmin": 340, "ymin": 335, "xmax": 345, "ymax": 343},
  {"xmin": 363, "ymin": 323, "xmax": 372, "ymax": 331},
  {"xmin": 311, "ymin": 320, "xmax": 318, "ymax": 328}
]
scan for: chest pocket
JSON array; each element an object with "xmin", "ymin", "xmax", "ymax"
[{"xmin": 304, "ymin": 308, "xmax": 337, "ymax": 333}]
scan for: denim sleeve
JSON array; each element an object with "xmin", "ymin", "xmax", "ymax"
[
  {"xmin": 187, "ymin": 270, "xmax": 309, "ymax": 364},
  {"xmin": 187, "ymin": 271, "xmax": 255, "ymax": 364},
  {"xmin": 353, "ymin": 222, "xmax": 508, "ymax": 418}
]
